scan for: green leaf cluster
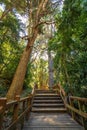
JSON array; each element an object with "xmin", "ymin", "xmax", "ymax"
[{"xmin": 48, "ymin": 0, "xmax": 87, "ymax": 97}]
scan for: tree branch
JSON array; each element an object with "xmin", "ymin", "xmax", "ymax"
[{"xmin": 35, "ymin": 20, "xmax": 55, "ymax": 28}]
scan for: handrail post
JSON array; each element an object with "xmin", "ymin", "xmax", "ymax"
[
  {"xmin": 0, "ymin": 98, "xmax": 7, "ymax": 130},
  {"xmin": 21, "ymin": 100, "xmax": 26, "ymax": 129},
  {"xmin": 78, "ymin": 101, "xmax": 85, "ymax": 127},
  {"xmin": 26, "ymin": 95, "xmax": 32, "ymax": 121},
  {"xmin": 70, "ymin": 98, "xmax": 75, "ymax": 119},
  {"xmin": 12, "ymin": 95, "xmax": 20, "ymax": 130}
]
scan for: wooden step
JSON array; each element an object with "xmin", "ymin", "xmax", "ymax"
[
  {"xmin": 32, "ymin": 90, "xmax": 66, "ymax": 113},
  {"xmin": 23, "ymin": 113, "xmax": 84, "ymax": 130},
  {"xmin": 34, "ymin": 97, "xmax": 61, "ymax": 100},
  {"xmin": 23, "ymin": 127, "xmax": 84, "ymax": 130},
  {"xmin": 35, "ymin": 94, "xmax": 59, "ymax": 97},
  {"xmin": 36, "ymin": 91, "xmax": 56, "ymax": 94},
  {"xmin": 31, "ymin": 108, "xmax": 67, "ymax": 112},
  {"xmin": 32, "ymin": 103, "xmax": 65, "ymax": 107},
  {"xmin": 33, "ymin": 100, "xmax": 63, "ymax": 103},
  {"xmin": 35, "ymin": 90, "xmax": 56, "ymax": 93}
]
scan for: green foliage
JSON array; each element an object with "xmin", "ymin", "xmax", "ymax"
[
  {"xmin": 30, "ymin": 58, "xmax": 48, "ymax": 88},
  {"xmin": 0, "ymin": 0, "xmax": 87, "ymax": 98},
  {"xmin": 0, "ymin": 0, "xmax": 26, "ymax": 96},
  {"xmin": 0, "ymin": 12, "xmax": 22, "ymax": 44},
  {"xmin": 24, "ymin": 63, "xmax": 34, "ymax": 89},
  {"xmin": 0, "ymin": 41, "xmax": 24, "ymax": 96},
  {"xmin": 48, "ymin": 0, "xmax": 87, "ymax": 97}
]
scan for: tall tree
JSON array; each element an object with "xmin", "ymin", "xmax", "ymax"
[
  {"xmin": 48, "ymin": 0, "xmax": 87, "ymax": 97},
  {"xmin": 6, "ymin": 0, "xmax": 53, "ymax": 101}
]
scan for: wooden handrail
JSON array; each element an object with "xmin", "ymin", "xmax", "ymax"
[
  {"xmin": 68, "ymin": 95, "xmax": 87, "ymax": 124},
  {"xmin": 6, "ymin": 106, "xmax": 31, "ymax": 130},
  {"xmin": 0, "ymin": 94, "xmax": 33, "ymax": 130},
  {"xmin": 70, "ymin": 96, "xmax": 87, "ymax": 102},
  {"xmin": 54, "ymin": 83, "xmax": 87, "ymax": 128},
  {"xmin": 6, "ymin": 100, "xmax": 18, "ymax": 109},
  {"xmin": 57, "ymin": 84, "xmax": 66, "ymax": 97},
  {"xmin": 53, "ymin": 84, "xmax": 66, "ymax": 97},
  {"xmin": 20, "ymin": 95, "xmax": 32, "ymax": 102},
  {"xmin": 66, "ymin": 104, "xmax": 87, "ymax": 119}
]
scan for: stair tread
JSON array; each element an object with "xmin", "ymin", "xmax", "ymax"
[
  {"xmin": 32, "ymin": 90, "xmax": 66, "ymax": 113},
  {"xmin": 35, "ymin": 94, "xmax": 59, "ymax": 97},
  {"xmin": 35, "ymin": 90, "xmax": 55, "ymax": 92},
  {"xmin": 34, "ymin": 97, "xmax": 61, "ymax": 99},
  {"xmin": 33, "ymin": 100, "xmax": 63, "ymax": 102},
  {"xmin": 36, "ymin": 91, "xmax": 55, "ymax": 93},
  {"xmin": 33, "ymin": 103, "xmax": 64, "ymax": 106},
  {"xmin": 35, "ymin": 94, "xmax": 58, "ymax": 95},
  {"xmin": 32, "ymin": 105, "xmax": 64, "ymax": 108},
  {"xmin": 32, "ymin": 108, "xmax": 67, "ymax": 111}
]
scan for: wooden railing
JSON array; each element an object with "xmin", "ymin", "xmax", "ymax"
[
  {"xmin": 0, "ymin": 94, "xmax": 32, "ymax": 130},
  {"xmin": 67, "ymin": 96, "xmax": 87, "ymax": 127},
  {"xmin": 0, "ymin": 84, "xmax": 38, "ymax": 130},
  {"xmin": 53, "ymin": 84, "xmax": 87, "ymax": 129},
  {"xmin": 53, "ymin": 84, "xmax": 66, "ymax": 102}
]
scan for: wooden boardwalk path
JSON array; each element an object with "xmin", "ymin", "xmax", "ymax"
[
  {"xmin": 23, "ymin": 89, "xmax": 84, "ymax": 130},
  {"xmin": 0, "ymin": 86, "xmax": 86, "ymax": 130},
  {"xmin": 23, "ymin": 112, "xmax": 84, "ymax": 130}
]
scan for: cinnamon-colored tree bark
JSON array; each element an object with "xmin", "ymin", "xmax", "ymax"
[{"xmin": 6, "ymin": 0, "xmax": 49, "ymax": 101}]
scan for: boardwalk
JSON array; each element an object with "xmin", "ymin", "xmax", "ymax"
[
  {"xmin": 23, "ymin": 89, "xmax": 84, "ymax": 130},
  {"xmin": 0, "ymin": 88, "xmax": 86, "ymax": 130},
  {"xmin": 23, "ymin": 112, "xmax": 84, "ymax": 130}
]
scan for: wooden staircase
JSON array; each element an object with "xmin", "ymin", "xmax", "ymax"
[
  {"xmin": 0, "ymin": 85, "xmax": 86, "ymax": 130},
  {"xmin": 23, "ymin": 89, "xmax": 84, "ymax": 130},
  {"xmin": 31, "ymin": 90, "xmax": 67, "ymax": 113},
  {"xmin": 0, "ymin": 85, "xmax": 87, "ymax": 130}
]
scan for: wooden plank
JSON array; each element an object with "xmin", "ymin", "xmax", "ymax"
[
  {"xmin": 6, "ymin": 100, "xmax": 18, "ymax": 109},
  {"xmin": 70, "ymin": 96, "xmax": 87, "ymax": 102},
  {"xmin": 6, "ymin": 106, "xmax": 31, "ymax": 130},
  {"xmin": 20, "ymin": 95, "xmax": 32, "ymax": 102},
  {"xmin": 33, "ymin": 100, "xmax": 63, "ymax": 103},
  {"xmin": 23, "ymin": 127, "xmax": 84, "ymax": 130},
  {"xmin": 66, "ymin": 104, "xmax": 87, "ymax": 119},
  {"xmin": 34, "ymin": 97, "xmax": 61, "ymax": 99},
  {"xmin": 23, "ymin": 113, "xmax": 84, "ymax": 130},
  {"xmin": 32, "ymin": 103, "xmax": 64, "ymax": 107},
  {"xmin": 32, "ymin": 107, "xmax": 67, "ymax": 112}
]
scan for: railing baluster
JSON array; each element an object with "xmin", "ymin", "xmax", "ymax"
[
  {"xmin": 70, "ymin": 98, "xmax": 75, "ymax": 119},
  {"xmin": 78, "ymin": 100, "xmax": 84, "ymax": 127},
  {"xmin": 12, "ymin": 95, "xmax": 20, "ymax": 130},
  {"xmin": 25, "ymin": 95, "xmax": 31, "ymax": 121},
  {"xmin": 0, "ymin": 98, "xmax": 7, "ymax": 130},
  {"xmin": 21, "ymin": 100, "xmax": 26, "ymax": 129}
]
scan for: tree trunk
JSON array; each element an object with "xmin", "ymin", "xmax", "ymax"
[
  {"xmin": 48, "ymin": 50, "xmax": 54, "ymax": 88},
  {"xmin": 6, "ymin": 48, "xmax": 31, "ymax": 101},
  {"xmin": 6, "ymin": 31, "xmax": 38, "ymax": 101},
  {"xmin": 6, "ymin": 0, "xmax": 49, "ymax": 101}
]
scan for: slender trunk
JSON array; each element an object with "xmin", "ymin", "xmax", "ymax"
[
  {"xmin": 48, "ymin": 50, "xmax": 54, "ymax": 88},
  {"xmin": 6, "ymin": 30, "xmax": 38, "ymax": 101},
  {"xmin": 6, "ymin": 47, "xmax": 31, "ymax": 101}
]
